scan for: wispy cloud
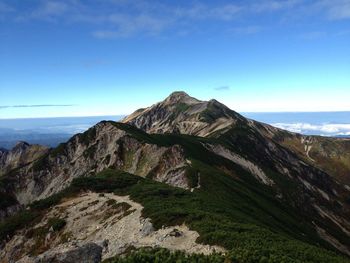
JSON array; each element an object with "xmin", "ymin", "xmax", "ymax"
[
  {"xmin": 0, "ymin": 2, "xmax": 14, "ymax": 12},
  {"xmin": 204, "ymin": 4, "xmax": 242, "ymax": 21},
  {"xmin": 4, "ymin": 0, "xmax": 350, "ymax": 39},
  {"xmin": 300, "ymin": 31, "xmax": 327, "ymax": 40},
  {"xmin": 230, "ymin": 25, "xmax": 263, "ymax": 35},
  {"xmin": 0, "ymin": 104, "xmax": 75, "ymax": 109},
  {"xmin": 335, "ymin": 29, "xmax": 350, "ymax": 36},
  {"xmin": 93, "ymin": 13, "xmax": 171, "ymax": 38},
  {"xmin": 214, "ymin": 86, "xmax": 230, "ymax": 91},
  {"xmin": 92, "ymin": 3, "xmax": 244, "ymax": 39},
  {"xmin": 250, "ymin": 0, "xmax": 301, "ymax": 13},
  {"xmin": 273, "ymin": 122, "xmax": 350, "ymax": 135},
  {"xmin": 15, "ymin": 0, "xmax": 72, "ymax": 22},
  {"xmin": 49, "ymin": 59, "xmax": 109, "ymax": 69},
  {"xmin": 318, "ymin": 0, "xmax": 350, "ymax": 20},
  {"xmin": 0, "ymin": 1, "xmax": 15, "ymax": 19}
]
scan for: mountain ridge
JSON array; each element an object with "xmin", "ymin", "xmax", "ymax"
[
  {"xmin": 0, "ymin": 92, "xmax": 349, "ymax": 262},
  {"xmin": 124, "ymin": 91, "xmax": 350, "ymax": 185}
]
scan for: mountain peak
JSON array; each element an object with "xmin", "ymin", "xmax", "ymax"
[
  {"xmin": 164, "ymin": 91, "xmax": 200, "ymax": 105},
  {"xmin": 123, "ymin": 91, "xmax": 244, "ymax": 137},
  {"xmin": 168, "ymin": 91, "xmax": 189, "ymax": 97},
  {"xmin": 12, "ymin": 141, "xmax": 30, "ymax": 151}
]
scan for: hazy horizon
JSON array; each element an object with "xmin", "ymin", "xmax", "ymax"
[{"xmin": 1, "ymin": 110, "xmax": 349, "ymax": 149}]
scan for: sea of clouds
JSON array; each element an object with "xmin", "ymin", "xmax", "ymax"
[
  {"xmin": 243, "ymin": 112, "xmax": 350, "ymax": 137},
  {"xmin": 272, "ymin": 123, "xmax": 350, "ymax": 136}
]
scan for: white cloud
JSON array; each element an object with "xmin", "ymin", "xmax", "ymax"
[
  {"xmin": 0, "ymin": 1, "xmax": 15, "ymax": 20},
  {"xmin": 6, "ymin": 0, "xmax": 350, "ymax": 39},
  {"xmin": 308, "ymin": 0, "xmax": 350, "ymax": 20},
  {"xmin": 0, "ymin": 2, "xmax": 14, "ymax": 13},
  {"xmin": 209, "ymin": 4, "xmax": 242, "ymax": 21},
  {"xmin": 0, "ymin": 104, "xmax": 75, "ymax": 109},
  {"xmin": 174, "ymin": 3, "xmax": 242, "ymax": 21},
  {"xmin": 214, "ymin": 86, "xmax": 230, "ymax": 91},
  {"xmin": 272, "ymin": 122, "xmax": 350, "ymax": 135},
  {"xmin": 93, "ymin": 13, "xmax": 171, "ymax": 38},
  {"xmin": 300, "ymin": 31, "xmax": 327, "ymax": 40},
  {"xmin": 15, "ymin": 1, "xmax": 71, "ymax": 22},
  {"xmin": 251, "ymin": 0, "xmax": 301, "ymax": 12},
  {"xmin": 321, "ymin": 0, "xmax": 350, "ymax": 20}
]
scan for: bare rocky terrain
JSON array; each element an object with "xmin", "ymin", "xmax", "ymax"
[
  {"xmin": 0, "ymin": 142, "xmax": 48, "ymax": 176},
  {"xmin": 1, "ymin": 192, "xmax": 224, "ymax": 263}
]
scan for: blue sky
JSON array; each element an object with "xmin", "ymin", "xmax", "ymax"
[{"xmin": 0, "ymin": 0, "xmax": 350, "ymax": 118}]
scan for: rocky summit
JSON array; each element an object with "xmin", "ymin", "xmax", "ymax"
[{"xmin": 0, "ymin": 92, "xmax": 349, "ymax": 263}]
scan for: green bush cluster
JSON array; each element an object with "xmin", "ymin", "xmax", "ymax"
[
  {"xmin": 104, "ymin": 248, "xmax": 226, "ymax": 263},
  {"xmin": 0, "ymin": 211, "xmax": 38, "ymax": 241}
]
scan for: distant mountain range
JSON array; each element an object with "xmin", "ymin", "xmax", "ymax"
[{"xmin": 0, "ymin": 92, "xmax": 349, "ymax": 263}]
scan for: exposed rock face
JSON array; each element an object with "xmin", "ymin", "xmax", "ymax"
[
  {"xmin": 0, "ymin": 142, "xmax": 48, "ymax": 176},
  {"xmin": 123, "ymin": 91, "xmax": 245, "ymax": 137},
  {"xmin": 0, "ymin": 193, "xmax": 224, "ymax": 262},
  {"xmin": 1, "ymin": 122, "xmax": 189, "ymax": 207},
  {"xmin": 205, "ymin": 144, "xmax": 274, "ymax": 186},
  {"xmin": 0, "ymin": 143, "xmax": 49, "ymax": 220}
]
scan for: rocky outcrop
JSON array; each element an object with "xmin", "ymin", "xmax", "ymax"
[
  {"xmin": 205, "ymin": 143, "xmax": 274, "ymax": 186},
  {"xmin": 2, "ymin": 122, "xmax": 190, "ymax": 207},
  {"xmin": 33, "ymin": 243, "xmax": 103, "ymax": 263},
  {"xmin": 0, "ymin": 142, "xmax": 48, "ymax": 176}
]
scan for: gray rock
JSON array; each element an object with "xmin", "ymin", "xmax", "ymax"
[
  {"xmin": 140, "ymin": 218, "xmax": 154, "ymax": 237},
  {"xmin": 34, "ymin": 242, "xmax": 102, "ymax": 263}
]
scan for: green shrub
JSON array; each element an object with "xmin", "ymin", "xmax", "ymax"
[
  {"xmin": 0, "ymin": 211, "xmax": 38, "ymax": 241},
  {"xmin": 71, "ymin": 169, "xmax": 140, "ymax": 192},
  {"xmin": 103, "ymin": 248, "xmax": 226, "ymax": 263}
]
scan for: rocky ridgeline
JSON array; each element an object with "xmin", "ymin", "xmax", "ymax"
[
  {"xmin": 0, "ymin": 91, "xmax": 349, "ymax": 261},
  {"xmin": 1, "ymin": 121, "xmax": 191, "ymax": 209},
  {"xmin": 0, "ymin": 142, "xmax": 48, "ymax": 176}
]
